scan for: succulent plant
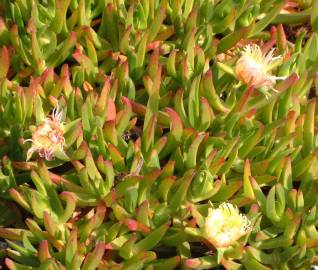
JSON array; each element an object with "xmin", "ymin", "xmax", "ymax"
[{"xmin": 0, "ymin": 0, "xmax": 317, "ymax": 269}]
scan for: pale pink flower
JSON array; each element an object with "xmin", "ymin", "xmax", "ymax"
[
  {"xmin": 236, "ymin": 44, "xmax": 285, "ymax": 89},
  {"xmin": 25, "ymin": 107, "xmax": 65, "ymax": 161}
]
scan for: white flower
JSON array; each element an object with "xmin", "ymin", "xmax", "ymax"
[
  {"xmin": 205, "ymin": 203, "xmax": 251, "ymax": 248},
  {"xmin": 235, "ymin": 44, "xmax": 285, "ymax": 89},
  {"xmin": 25, "ymin": 106, "xmax": 65, "ymax": 161}
]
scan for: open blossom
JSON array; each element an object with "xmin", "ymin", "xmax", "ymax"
[
  {"xmin": 236, "ymin": 44, "xmax": 284, "ymax": 89},
  {"xmin": 205, "ymin": 203, "xmax": 251, "ymax": 248},
  {"xmin": 25, "ymin": 107, "xmax": 65, "ymax": 161}
]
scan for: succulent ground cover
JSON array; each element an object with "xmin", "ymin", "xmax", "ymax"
[{"xmin": 0, "ymin": 0, "xmax": 318, "ymax": 269}]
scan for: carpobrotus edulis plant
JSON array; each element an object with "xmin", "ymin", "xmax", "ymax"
[{"xmin": 0, "ymin": 0, "xmax": 317, "ymax": 269}]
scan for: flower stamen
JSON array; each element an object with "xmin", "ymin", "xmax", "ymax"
[
  {"xmin": 205, "ymin": 203, "xmax": 251, "ymax": 248},
  {"xmin": 25, "ymin": 106, "xmax": 65, "ymax": 161},
  {"xmin": 236, "ymin": 44, "xmax": 285, "ymax": 90}
]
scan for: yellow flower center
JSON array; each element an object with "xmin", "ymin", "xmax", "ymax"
[{"xmin": 205, "ymin": 203, "xmax": 251, "ymax": 248}]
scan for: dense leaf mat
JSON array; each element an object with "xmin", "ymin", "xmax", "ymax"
[{"xmin": 0, "ymin": 0, "xmax": 318, "ymax": 269}]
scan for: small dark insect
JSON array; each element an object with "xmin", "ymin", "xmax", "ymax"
[
  {"xmin": 121, "ymin": 132, "xmax": 132, "ymax": 141},
  {"xmin": 121, "ymin": 132, "xmax": 138, "ymax": 141},
  {"xmin": 121, "ymin": 128, "xmax": 141, "ymax": 141}
]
